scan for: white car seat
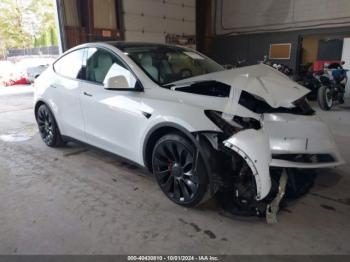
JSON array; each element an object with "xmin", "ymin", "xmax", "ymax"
[
  {"xmin": 94, "ymin": 53, "xmax": 113, "ymax": 83},
  {"xmin": 140, "ymin": 55, "xmax": 159, "ymax": 81}
]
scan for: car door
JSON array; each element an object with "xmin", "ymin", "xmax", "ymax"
[
  {"xmin": 51, "ymin": 48, "xmax": 86, "ymax": 139},
  {"xmin": 80, "ymin": 47, "xmax": 149, "ymax": 161}
]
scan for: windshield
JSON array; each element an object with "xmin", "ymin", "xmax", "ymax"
[{"xmin": 118, "ymin": 45, "xmax": 224, "ymax": 85}]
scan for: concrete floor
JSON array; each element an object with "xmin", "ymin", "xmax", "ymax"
[{"xmin": 0, "ymin": 86, "xmax": 349, "ymax": 255}]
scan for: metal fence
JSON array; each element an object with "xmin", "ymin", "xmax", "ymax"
[{"xmin": 6, "ymin": 46, "xmax": 59, "ymax": 57}]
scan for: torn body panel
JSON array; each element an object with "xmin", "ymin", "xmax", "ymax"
[
  {"xmin": 223, "ymin": 129, "xmax": 272, "ymax": 200},
  {"xmin": 171, "ymin": 64, "xmax": 310, "ymax": 108}
]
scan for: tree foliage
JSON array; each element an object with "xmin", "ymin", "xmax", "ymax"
[{"xmin": 0, "ymin": 0, "xmax": 58, "ymax": 49}]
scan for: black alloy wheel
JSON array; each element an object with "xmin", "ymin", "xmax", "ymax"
[
  {"xmin": 152, "ymin": 133, "xmax": 209, "ymax": 207},
  {"xmin": 36, "ymin": 104, "xmax": 64, "ymax": 147}
]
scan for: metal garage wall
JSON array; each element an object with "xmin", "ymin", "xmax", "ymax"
[
  {"xmin": 122, "ymin": 0, "xmax": 196, "ymax": 43},
  {"xmin": 341, "ymin": 38, "xmax": 350, "ymax": 98},
  {"xmin": 210, "ymin": 27, "xmax": 350, "ymax": 72},
  {"xmin": 211, "ymin": 31, "xmax": 300, "ymax": 69},
  {"xmin": 215, "ymin": 0, "xmax": 350, "ymax": 35},
  {"xmin": 209, "ymin": 0, "xmax": 350, "ymax": 72}
]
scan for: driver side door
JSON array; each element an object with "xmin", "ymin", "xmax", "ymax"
[{"xmin": 80, "ymin": 47, "xmax": 148, "ymax": 162}]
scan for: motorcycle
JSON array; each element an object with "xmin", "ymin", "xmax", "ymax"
[
  {"xmin": 261, "ymin": 57, "xmax": 293, "ymax": 77},
  {"xmin": 316, "ymin": 62, "xmax": 348, "ymax": 110},
  {"xmin": 297, "ymin": 63, "xmax": 320, "ymax": 101}
]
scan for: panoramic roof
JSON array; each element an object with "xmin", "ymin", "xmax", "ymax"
[{"xmin": 107, "ymin": 41, "xmax": 184, "ymax": 51}]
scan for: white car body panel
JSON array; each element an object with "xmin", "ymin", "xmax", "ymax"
[
  {"xmin": 27, "ymin": 65, "xmax": 48, "ymax": 82},
  {"xmin": 34, "ymin": 42, "xmax": 344, "ymax": 202},
  {"xmin": 36, "ymin": 69, "xmax": 85, "ymax": 139}
]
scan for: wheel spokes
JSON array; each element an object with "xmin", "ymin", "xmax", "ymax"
[
  {"xmin": 163, "ymin": 143, "xmax": 175, "ymax": 161},
  {"xmin": 162, "ymin": 174, "xmax": 174, "ymax": 193},
  {"xmin": 179, "ymin": 180, "xmax": 191, "ymax": 201},
  {"xmin": 173, "ymin": 179, "xmax": 181, "ymax": 199},
  {"xmin": 154, "ymin": 140, "xmax": 200, "ymax": 203},
  {"xmin": 184, "ymin": 178, "xmax": 197, "ymax": 192},
  {"xmin": 37, "ymin": 107, "xmax": 55, "ymax": 144}
]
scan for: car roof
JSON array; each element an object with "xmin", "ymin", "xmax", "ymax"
[{"xmin": 105, "ymin": 41, "xmax": 186, "ymax": 50}]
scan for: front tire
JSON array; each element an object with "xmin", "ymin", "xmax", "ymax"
[
  {"xmin": 152, "ymin": 133, "xmax": 209, "ymax": 207},
  {"xmin": 318, "ymin": 85, "xmax": 333, "ymax": 110},
  {"xmin": 36, "ymin": 104, "xmax": 65, "ymax": 147}
]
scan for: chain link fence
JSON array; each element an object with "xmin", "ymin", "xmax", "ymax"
[{"xmin": 6, "ymin": 46, "xmax": 59, "ymax": 57}]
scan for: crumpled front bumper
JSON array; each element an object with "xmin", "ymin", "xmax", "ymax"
[{"xmin": 223, "ymin": 113, "xmax": 344, "ymax": 201}]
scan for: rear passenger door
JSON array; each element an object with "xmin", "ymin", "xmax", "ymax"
[{"xmin": 52, "ymin": 48, "xmax": 86, "ymax": 139}]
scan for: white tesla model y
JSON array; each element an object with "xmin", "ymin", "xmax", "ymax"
[{"xmin": 34, "ymin": 42, "xmax": 344, "ymax": 215}]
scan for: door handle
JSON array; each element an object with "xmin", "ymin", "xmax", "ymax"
[
  {"xmin": 50, "ymin": 85, "xmax": 57, "ymax": 89},
  {"xmin": 83, "ymin": 92, "xmax": 93, "ymax": 97}
]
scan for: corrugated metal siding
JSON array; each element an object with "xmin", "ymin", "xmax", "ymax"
[{"xmin": 215, "ymin": 0, "xmax": 350, "ymax": 35}]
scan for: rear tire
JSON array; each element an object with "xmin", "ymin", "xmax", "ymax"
[
  {"xmin": 152, "ymin": 133, "xmax": 209, "ymax": 207},
  {"xmin": 36, "ymin": 104, "xmax": 65, "ymax": 147},
  {"xmin": 317, "ymin": 85, "xmax": 333, "ymax": 110}
]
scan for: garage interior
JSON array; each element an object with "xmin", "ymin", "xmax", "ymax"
[{"xmin": 0, "ymin": 0, "xmax": 350, "ymax": 257}]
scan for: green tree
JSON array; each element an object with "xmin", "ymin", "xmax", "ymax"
[
  {"xmin": 0, "ymin": 0, "xmax": 58, "ymax": 49},
  {"xmin": 0, "ymin": 0, "xmax": 33, "ymax": 48},
  {"xmin": 27, "ymin": 0, "xmax": 58, "ymax": 47}
]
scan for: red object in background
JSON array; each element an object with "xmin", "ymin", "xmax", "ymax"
[
  {"xmin": 14, "ymin": 77, "xmax": 29, "ymax": 85},
  {"xmin": 4, "ymin": 77, "xmax": 29, "ymax": 86},
  {"xmin": 313, "ymin": 60, "xmax": 341, "ymax": 71}
]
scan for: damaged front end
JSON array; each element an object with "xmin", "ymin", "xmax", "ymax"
[
  {"xmin": 201, "ymin": 102, "xmax": 343, "ymax": 222},
  {"xmin": 172, "ymin": 64, "xmax": 344, "ymax": 222},
  {"xmin": 199, "ymin": 107, "xmax": 320, "ymax": 223},
  {"xmin": 204, "ymin": 103, "xmax": 344, "ymax": 222},
  {"xmin": 199, "ymin": 110, "xmax": 287, "ymax": 222}
]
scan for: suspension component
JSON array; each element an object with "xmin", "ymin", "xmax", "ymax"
[{"xmin": 266, "ymin": 169, "xmax": 288, "ymax": 224}]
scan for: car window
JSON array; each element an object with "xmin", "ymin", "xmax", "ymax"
[
  {"xmin": 85, "ymin": 48, "xmax": 137, "ymax": 88},
  {"xmin": 116, "ymin": 45, "xmax": 224, "ymax": 85},
  {"xmin": 54, "ymin": 49, "xmax": 85, "ymax": 79}
]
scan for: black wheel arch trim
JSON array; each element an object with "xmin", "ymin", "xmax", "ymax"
[{"xmin": 34, "ymin": 99, "xmax": 64, "ymax": 140}]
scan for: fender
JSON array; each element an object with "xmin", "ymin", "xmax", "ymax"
[{"xmin": 223, "ymin": 129, "xmax": 272, "ymax": 200}]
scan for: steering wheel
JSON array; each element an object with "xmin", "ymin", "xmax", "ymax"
[{"xmin": 179, "ymin": 68, "xmax": 193, "ymax": 79}]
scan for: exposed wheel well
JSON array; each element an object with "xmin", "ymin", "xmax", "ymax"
[{"xmin": 144, "ymin": 126, "xmax": 195, "ymax": 173}]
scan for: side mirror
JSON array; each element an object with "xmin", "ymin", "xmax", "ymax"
[
  {"xmin": 105, "ymin": 75, "xmax": 144, "ymax": 92},
  {"xmin": 107, "ymin": 75, "xmax": 129, "ymax": 89}
]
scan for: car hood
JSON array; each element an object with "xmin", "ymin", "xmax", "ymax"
[{"xmin": 170, "ymin": 64, "xmax": 310, "ymax": 108}]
